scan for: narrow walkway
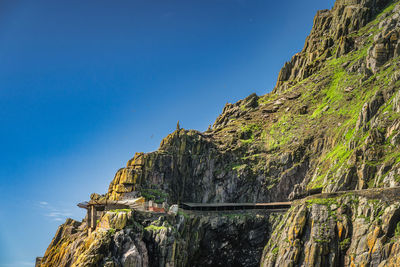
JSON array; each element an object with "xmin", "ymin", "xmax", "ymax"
[
  {"xmin": 179, "ymin": 202, "xmax": 292, "ymax": 211},
  {"xmin": 179, "ymin": 187, "xmax": 400, "ymax": 211}
]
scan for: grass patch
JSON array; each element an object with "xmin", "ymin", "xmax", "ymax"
[
  {"xmin": 239, "ymin": 123, "xmax": 262, "ymax": 144},
  {"xmin": 109, "ymin": 209, "xmax": 131, "ymax": 213},
  {"xmin": 232, "ymin": 163, "xmax": 247, "ymax": 172},
  {"xmin": 145, "ymin": 224, "xmax": 167, "ymax": 232},
  {"xmin": 306, "ymin": 197, "xmax": 338, "ymax": 207}
]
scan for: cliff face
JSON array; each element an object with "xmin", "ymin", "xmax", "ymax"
[
  {"xmin": 106, "ymin": 0, "xmax": 400, "ymax": 204},
  {"xmin": 275, "ymin": 0, "xmax": 391, "ymax": 89},
  {"xmin": 261, "ymin": 188, "xmax": 400, "ymax": 266},
  {"xmin": 39, "ymin": 0, "xmax": 400, "ymax": 266},
  {"xmin": 39, "ymin": 210, "xmax": 282, "ymax": 267}
]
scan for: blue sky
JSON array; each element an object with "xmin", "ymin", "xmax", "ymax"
[{"xmin": 0, "ymin": 0, "xmax": 335, "ymax": 266}]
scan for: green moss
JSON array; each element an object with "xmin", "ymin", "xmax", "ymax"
[
  {"xmin": 239, "ymin": 123, "xmax": 262, "ymax": 144},
  {"xmin": 266, "ymin": 114, "xmax": 296, "ymax": 149},
  {"xmin": 306, "ymin": 197, "xmax": 337, "ymax": 207},
  {"xmin": 145, "ymin": 224, "xmax": 167, "ymax": 231},
  {"xmin": 109, "ymin": 209, "xmax": 131, "ymax": 213},
  {"xmin": 308, "ymin": 174, "xmax": 326, "ymax": 190},
  {"xmin": 232, "ymin": 163, "xmax": 247, "ymax": 172},
  {"xmin": 377, "ymin": 1, "xmax": 398, "ymax": 20},
  {"xmin": 314, "ymin": 238, "xmax": 330, "ymax": 244},
  {"xmin": 177, "ymin": 210, "xmax": 190, "ymax": 219},
  {"xmin": 340, "ymin": 238, "xmax": 351, "ymax": 250},
  {"xmin": 271, "ymin": 247, "xmax": 279, "ymax": 256},
  {"xmin": 240, "ymin": 138, "xmax": 254, "ymax": 144},
  {"xmin": 325, "ymin": 143, "xmax": 352, "ymax": 166},
  {"xmin": 395, "ymin": 222, "xmax": 400, "ymax": 237},
  {"xmin": 241, "ymin": 153, "xmax": 261, "ymax": 160}
]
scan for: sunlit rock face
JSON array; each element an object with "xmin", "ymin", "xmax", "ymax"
[
  {"xmin": 38, "ymin": 210, "xmax": 283, "ymax": 267},
  {"xmin": 261, "ymin": 190, "xmax": 400, "ymax": 267},
  {"xmin": 38, "ymin": 0, "xmax": 400, "ymax": 266}
]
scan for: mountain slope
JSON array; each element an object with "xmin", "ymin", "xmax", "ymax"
[{"xmin": 38, "ymin": 0, "xmax": 400, "ymax": 266}]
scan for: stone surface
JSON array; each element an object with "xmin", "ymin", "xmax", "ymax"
[
  {"xmin": 38, "ymin": 210, "xmax": 283, "ymax": 267},
  {"xmin": 38, "ymin": 0, "xmax": 400, "ymax": 266},
  {"xmin": 261, "ymin": 193, "xmax": 400, "ymax": 267}
]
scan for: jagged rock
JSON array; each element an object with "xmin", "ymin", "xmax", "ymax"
[
  {"xmin": 392, "ymin": 70, "xmax": 400, "ymax": 83},
  {"xmin": 262, "ymin": 192, "xmax": 400, "ymax": 267},
  {"xmin": 367, "ymin": 12, "xmax": 400, "ymax": 73},
  {"xmin": 98, "ymin": 211, "xmax": 131, "ymax": 230},
  {"xmin": 168, "ymin": 204, "xmax": 178, "ymax": 215},
  {"xmin": 336, "ymin": 36, "xmax": 354, "ymax": 58},
  {"xmin": 356, "ymin": 91, "xmax": 385, "ymax": 131},
  {"xmin": 244, "ymin": 93, "xmax": 259, "ymax": 109},
  {"xmin": 275, "ymin": 0, "xmax": 391, "ymax": 90},
  {"xmin": 286, "ymin": 92, "xmax": 301, "ymax": 100},
  {"xmin": 393, "ymin": 91, "xmax": 400, "ymax": 112},
  {"xmin": 262, "ymin": 105, "xmax": 279, "ymax": 114},
  {"xmin": 40, "ymin": 210, "xmax": 283, "ymax": 267}
]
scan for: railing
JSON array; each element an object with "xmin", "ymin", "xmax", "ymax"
[{"xmin": 179, "ymin": 202, "xmax": 292, "ymax": 211}]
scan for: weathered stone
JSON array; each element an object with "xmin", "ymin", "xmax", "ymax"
[{"xmin": 356, "ymin": 91, "xmax": 385, "ymax": 130}]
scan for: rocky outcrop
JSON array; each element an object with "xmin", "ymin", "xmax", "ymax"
[
  {"xmin": 38, "ymin": 210, "xmax": 283, "ymax": 267},
  {"xmin": 104, "ymin": 0, "xmax": 400, "ymax": 208},
  {"xmin": 106, "ymin": 128, "xmax": 311, "ymax": 204},
  {"xmin": 261, "ymin": 189, "xmax": 400, "ymax": 267},
  {"xmin": 275, "ymin": 0, "xmax": 391, "ymax": 91},
  {"xmin": 356, "ymin": 91, "xmax": 385, "ymax": 131},
  {"xmin": 367, "ymin": 4, "xmax": 400, "ymax": 72}
]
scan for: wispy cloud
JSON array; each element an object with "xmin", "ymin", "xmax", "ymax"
[
  {"xmin": 37, "ymin": 201, "xmax": 72, "ymax": 222},
  {"xmin": 0, "ymin": 261, "xmax": 34, "ymax": 267}
]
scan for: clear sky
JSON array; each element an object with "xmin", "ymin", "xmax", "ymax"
[{"xmin": 0, "ymin": 0, "xmax": 335, "ymax": 266}]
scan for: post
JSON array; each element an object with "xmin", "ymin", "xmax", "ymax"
[{"xmin": 90, "ymin": 205, "xmax": 97, "ymax": 230}]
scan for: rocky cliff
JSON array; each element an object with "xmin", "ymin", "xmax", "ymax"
[
  {"xmin": 261, "ymin": 188, "xmax": 400, "ymax": 266},
  {"xmin": 39, "ymin": 0, "xmax": 400, "ymax": 266},
  {"xmin": 39, "ymin": 210, "xmax": 282, "ymax": 267}
]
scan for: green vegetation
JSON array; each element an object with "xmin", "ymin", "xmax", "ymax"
[
  {"xmin": 232, "ymin": 163, "xmax": 247, "ymax": 172},
  {"xmin": 144, "ymin": 224, "xmax": 167, "ymax": 232},
  {"xmin": 308, "ymin": 175, "xmax": 325, "ymax": 190},
  {"xmin": 306, "ymin": 197, "xmax": 338, "ymax": 207},
  {"xmin": 239, "ymin": 123, "xmax": 261, "ymax": 144},
  {"xmin": 340, "ymin": 238, "xmax": 351, "ymax": 250},
  {"xmin": 141, "ymin": 188, "xmax": 169, "ymax": 204},
  {"xmin": 109, "ymin": 209, "xmax": 131, "ymax": 213},
  {"xmin": 377, "ymin": 1, "xmax": 398, "ymax": 19},
  {"xmin": 266, "ymin": 114, "xmax": 296, "ymax": 149},
  {"xmin": 395, "ymin": 222, "xmax": 400, "ymax": 237},
  {"xmin": 271, "ymin": 247, "xmax": 279, "ymax": 256},
  {"xmin": 177, "ymin": 210, "xmax": 190, "ymax": 219},
  {"xmin": 314, "ymin": 238, "xmax": 330, "ymax": 244}
]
